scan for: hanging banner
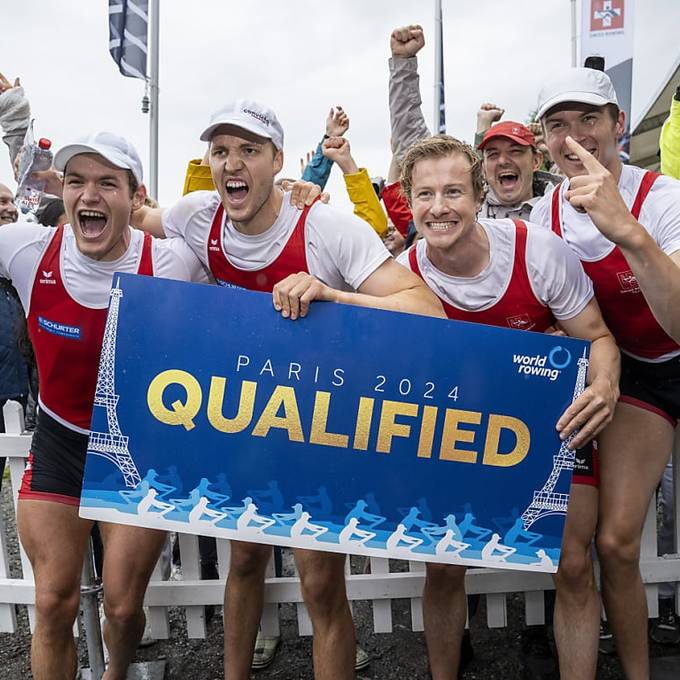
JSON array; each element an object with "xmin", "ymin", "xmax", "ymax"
[
  {"xmin": 580, "ymin": 0, "xmax": 635, "ymax": 159},
  {"xmin": 79, "ymin": 274, "xmax": 590, "ymax": 573}
]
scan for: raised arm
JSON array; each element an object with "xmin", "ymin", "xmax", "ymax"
[
  {"xmin": 388, "ymin": 25, "xmax": 430, "ymax": 163},
  {"xmin": 301, "ymin": 106, "xmax": 349, "ymax": 189},
  {"xmin": 0, "ymin": 72, "xmax": 30, "ymax": 171},
  {"xmin": 555, "ymin": 298, "xmax": 620, "ymax": 448},
  {"xmin": 322, "ymin": 136, "xmax": 388, "ymax": 238}
]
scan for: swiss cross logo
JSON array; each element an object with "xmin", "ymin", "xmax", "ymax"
[
  {"xmin": 591, "ymin": 0, "xmax": 624, "ymax": 31},
  {"xmin": 617, "ymin": 270, "xmax": 640, "ymax": 293},
  {"xmin": 507, "ymin": 314, "xmax": 534, "ymax": 330}
]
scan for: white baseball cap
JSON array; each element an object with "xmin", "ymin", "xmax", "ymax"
[
  {"xmin": 537, "ymin": 67, "xmax": 619, "ymax": 120},
  {"xmin": 200, "ymin": 99, "xmax": 284, "ymax": 149},
  {"xmin": 54, "ymin": 131, "xmax": 144, "ymax": 184}
]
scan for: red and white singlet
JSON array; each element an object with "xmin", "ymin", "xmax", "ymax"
[
  {"xmin": 551, "ymin": 172, "xmax": 679, "ymax": 360},
  {"xmin": 406, "ymin": 220, "xmax": 555, "ymax": 332},
  {"xmin": 27, "ymin": 226, "xmax": 154, "ymax": 430}
]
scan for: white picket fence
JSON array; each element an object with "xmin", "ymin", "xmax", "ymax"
[{"xmin": 0, "ymin": 399, "xmax": 679, "ymax": 641}]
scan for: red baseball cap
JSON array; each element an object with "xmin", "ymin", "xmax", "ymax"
[{"xmin": 478, "ymin": 121, "xmax": 536, "ymax": 150}]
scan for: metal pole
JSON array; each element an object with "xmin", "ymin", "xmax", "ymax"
[
  {"xmin": 433, "ymin": 0, "xmax": 444, "ymax": 132},
  {"xmin": 148, "ymin": 0, "xmax": 160, "ymax": 200},
  {"xmin": 570, "ymin": 0, "xmax": 578, "ymax": 67},
  {"xmin": 80, "ymin": 542, "xmax": 105, "ymax": 680}
]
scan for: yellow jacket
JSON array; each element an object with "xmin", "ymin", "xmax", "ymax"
[
  {"xmin": 183, "ymin": 159, "xmax": 214, "ymax": 194},
  {"xmin": 660, "ymin": 97, "xmax": 680, "ymax": 180},
  {"xmin": 343, "ymin": 168, "xmax": 388, "ymax": 238}
]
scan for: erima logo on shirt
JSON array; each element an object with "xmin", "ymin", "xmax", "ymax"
[
  {"xmin": 209, "ymin": 238, "xmax": 220, "ymax": 252},
  {"xmin": 38, "ymin": 316, "xmax": 81, "ymax": 340},
  {"xmin": 506, "ymin": 314, "xmax": 534, "ymax": 330},
  {"xmin": 617, "ymin": 270, "xmax": 640, "ymax": 293},
  {"xmin": 39, "ymin": 270, "xmax": 56, "ymax": 285}
]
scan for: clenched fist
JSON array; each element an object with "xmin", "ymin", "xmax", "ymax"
[{"xmin": 390, "ymin": 25, "xmax": 425, "ymax": 58}]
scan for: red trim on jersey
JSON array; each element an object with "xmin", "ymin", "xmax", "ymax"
[
  {"xmin": 550, "ymin": 173, "xmax": 678, "ymax": 359},
  {"xmin": 27, "ymin": 228, "xmax": 154, "ymax": 430},
  {"xmin": 18, "ymin": 452, "xmax": 81, "ymax": 505},
  {"xmin": 207, "ymin": 198, "xmax": 319, "ymax": 292},
  {"xmin": 407, "ymin": 220, "xmax": 554, "ymax": 332},
  {"xmin": 619, "ymin": 395, "xmax": 676, "ymax": 427}
]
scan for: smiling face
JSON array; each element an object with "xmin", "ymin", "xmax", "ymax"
[
  {"xmin": 62, "ymin": 154, "xmax": 145, "ymax": 261},
  {"xmin": 0, "ymin": 183, "xmax": 18, "ymax": 225},
  {"xmin": 481, "ymin": 138, "xmax": 541, "ymax": 205},
  {"xmin": 409, "ymin": 152, "xmax": 483, "ymax": 253},
  {"xmin": 209, "ymin": 126, "xmax": 284, "ymax": 235},
  {"xmin": 542, "ymin": 103, "xmax": 624, "ymax": 179}
]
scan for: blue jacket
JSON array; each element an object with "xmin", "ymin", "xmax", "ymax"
[
  {"xmin": 301, "ymin": 139, "xmax": 333, "ymax": 189},
  {"xmin": 0, "ymin": 278, "xmax": 29, "ymax": 400}
]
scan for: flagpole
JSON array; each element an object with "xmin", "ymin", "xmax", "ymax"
[
  {"xmin": 148, "ymin": 0, "xmax": 160, "ymax": 199},
  {"xmin": 570, "ymin": 0, "xmax": 578, "ymax": 67},
  {"xmin": 434, "ymin": 0, "xmax": 444, "ymax": 132}
]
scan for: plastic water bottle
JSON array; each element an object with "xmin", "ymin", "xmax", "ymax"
[{"xmin": 16, "ymin": 138, "xmax": 53, "ymax": 214}]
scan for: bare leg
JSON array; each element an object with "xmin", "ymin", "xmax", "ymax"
[
  {"xmin": 99, "ymin": 523, "xmax": 168, "ymax": 680},
  {"xmin": 294, "ymin": 549, "xmax": 354, "ymax": 680},
  {"xmin": 423, "ymin": 563, "xmax": 467, "ymax": 680},
  {"xmin": 17, "ymin": 500, "xmax": 92, "ymax": 680},
  {"xmin": 553, "ymin": 483, "xmax": 599, "ymax": 679},
  {"xmin": 596, "ymin": 403, "xmax": 673, "ymax": 680},
  {"xmin": 223, "ymin": 540, "xmax": 272, "ymax": 680}
]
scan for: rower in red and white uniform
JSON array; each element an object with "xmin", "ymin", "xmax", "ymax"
[
  {"xmin": 0, "ymin": 132, "xmax": 205, "ymax": 680},
  {"xmin": 396, "ymin": 134, "xmax": 620, "ymax": 680},
  {"xmin": 530, "ymin": 67, "xmax": 680, "ymax": 680},
  {"xmin": 131, "ymin": 100, "xmax": 443, "ymax": 680}
]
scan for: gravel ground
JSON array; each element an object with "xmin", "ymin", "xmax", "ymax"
[{"xmin": 1, "ymin": 480, "xmax": 678, "ymax": 679}]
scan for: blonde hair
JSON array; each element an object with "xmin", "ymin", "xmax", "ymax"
[{"xmin": 400, "ymin": 135, "xmax": 486, "ymax": 205}]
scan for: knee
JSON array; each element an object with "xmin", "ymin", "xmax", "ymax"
[
  {"xmin": 103, "ymin": 597, "xmax": 143, "ymax": 630},
  {"xmin": 227, "ymin": 543, "xmax": 270, "ymax": 580},
  {"xmin": 35, "ymin": 586, "xmax": 81, "ymax": 630},
  {"xmin": 596, "ymin": 530, "xmax": 640, "ymax": 571},
  {"xmin": 300, "ymin": 568, "xmax": 347, "ymax": 614},
  {"xmin": 425, "ymin": 564, "xmax": 466, "ymax": 594},
  {"xmin": 555, "ymin": 548, "xmax": 593, "ymax": 592}
]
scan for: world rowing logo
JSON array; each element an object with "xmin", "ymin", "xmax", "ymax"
[{"xmin": 513, "ymin": 346, "xmax": 572, "ymax": 382}]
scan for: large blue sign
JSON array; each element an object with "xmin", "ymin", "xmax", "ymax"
[{"xmin": 80, "ymin": 274, "xmax": 589, "ymax": 573}]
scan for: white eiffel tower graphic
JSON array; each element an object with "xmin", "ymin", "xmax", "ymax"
[
  {"xmin": 521, "ymin": 349, "xmax": 589, "ymax": 529},
  {"xmin": 87, "ymin": 279, "xmax": 141, "ymax": 488}
]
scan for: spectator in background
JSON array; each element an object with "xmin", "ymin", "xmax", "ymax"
[
  {"xmin": 35, "ymin": 197, "xmax": 66, "ymax": 227},
  {"xmin": 0, "ymin": 72, "xmax": 30, "ymax": 168},
  {"xmin": 660, "ymin": 85, "xmax": 680, "ymax": 180},
  {"xmin": 301, "ymin": 106, "xmax": 349, "ymax": 189},
  {"xmin": 0, "ymin": 184, "xmax": 30, "ymax": 487},
  {"xmin": 321, "ymin": 135, "xmax": 388, "ymax": 237}
]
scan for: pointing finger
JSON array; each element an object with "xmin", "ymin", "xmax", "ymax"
[{"xmin": 565, "ymin": 136, "xmax": 604, "ymax": 174}]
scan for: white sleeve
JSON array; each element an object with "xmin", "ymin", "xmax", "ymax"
[
  {"xmin": 0, "ymin": 222, "xmax": 53, "ymax": 309},
  {"xmin": 641, "ymin": 177, "xmax": 680, "ymax": 256},
  {"xmin": 160, "ymin": 190, "xmax": 219, "ymax": 267},
  {"xmin": 525, "ymin": 223, "xmax": 594, "ymax": 320},
  {"xmin": 305, "ymin": 203, "xmax": 391, "ymax": 290},
  {"xmin": 152, "ymin": 237, "xmax": 211, "ymax": 283},
  {"xmin": 395, "ymin": 249, "xmax": 410, "ymax": 268},
  {"xmin": 529, "ymin": 191, "xmax": 552, "ymax": 228}
]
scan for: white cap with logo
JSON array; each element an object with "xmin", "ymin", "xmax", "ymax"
[
  {"xmin": 200, "ymin": 99, "xmax": 284, "ymax": 149},
  {"xmin": 54, "ymin": 131, "xmax": 144, "ymax": 184},
  {"xmin": 536, "ymin": 67, "xmax": 619, "ymax": 120}
]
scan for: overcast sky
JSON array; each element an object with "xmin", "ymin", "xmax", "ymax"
[{"xmin": 2, "ymin": 0, "xmax": 679, "ymax": 209}]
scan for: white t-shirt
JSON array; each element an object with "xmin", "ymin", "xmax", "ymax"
[
  {"xmin": 0, "ymin": 222, "xmax": 207, "ymax": 313},
  {"xmin": 530, "ymin": 164, "xmax": 680, "ymax": 261},
  {"xmin": 396, "ymin": 218, "xmax": 593, "ymax": 320},
  {"xmin": 161, "ymin": 190, "xmax": 391, "ymax": 291}
]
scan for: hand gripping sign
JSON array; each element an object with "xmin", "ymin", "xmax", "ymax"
[{"xmin": 80, "ymin": 274, "xmax": 589, "ymax": 573}]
